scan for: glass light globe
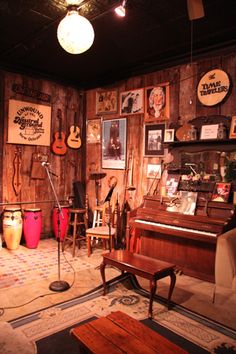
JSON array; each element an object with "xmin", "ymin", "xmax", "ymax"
[{"xmin": 57, "ymin": 10, "xmax": 94, "ymax": 54}]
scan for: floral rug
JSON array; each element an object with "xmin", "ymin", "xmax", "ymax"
[{"xmin": 6, "ymin": 275, "xmax": 236, "ymax": 354}]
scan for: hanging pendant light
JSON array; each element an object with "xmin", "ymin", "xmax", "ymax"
[{"xmin": 57, "ymin": 5, "xmax": 95, "ymax": 55}]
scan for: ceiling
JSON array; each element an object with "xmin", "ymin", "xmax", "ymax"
[{"xmin": 0, "ymin": 0, "xmax": 235, "ymax": 89}]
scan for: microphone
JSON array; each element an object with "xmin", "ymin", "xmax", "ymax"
[{"xmin": 42, "ymin": 161, "xmax": 50, "ymax": 166}]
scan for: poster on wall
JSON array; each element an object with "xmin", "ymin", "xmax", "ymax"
[
  {"xmin": 102, "ymin": 118, "xmax": 126, "ymax": 169},
  {"xmin": 7, "ymin": 99, "xmax": 51, "ymax": 146}
]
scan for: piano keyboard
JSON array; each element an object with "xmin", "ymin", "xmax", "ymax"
[{"xmin": 134, "ymin": 219, "xmax": 217, "ymax": 237}]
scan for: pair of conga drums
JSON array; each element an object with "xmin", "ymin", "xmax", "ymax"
[{"xmin": 3, "ymin": 207, "xmax": 42, "ymax": 250}]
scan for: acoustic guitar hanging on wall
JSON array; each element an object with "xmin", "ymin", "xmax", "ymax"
[
  {"xmin": 67, "ymin": 111, "xmax": 81, "ymax": 149},
  {"xmin": 51, "ymin": 109, "xmax": 67, "ymax": 155}
]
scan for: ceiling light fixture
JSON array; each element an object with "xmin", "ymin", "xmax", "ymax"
[
  {"xmin": 115, "ymin": 0, "xmax": 127, "ymax": 17},
  {"xmin": 57, "ymin": 3, "xmax": 95, "ymax": 55}
]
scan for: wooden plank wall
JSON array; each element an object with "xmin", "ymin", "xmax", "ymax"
[
  {"xmin": 0, "ymin": 51, "xmax": 235, "ymax": 240},
  {"xmin": 0, "ymin": 71, "xmax": 85, "ymax": 238},
  {"xmin": 86, "ymin": 52, "xmax": 236, "ymax": 214}
]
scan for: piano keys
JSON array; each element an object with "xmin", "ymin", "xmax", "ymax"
[{"xmin": 126, "ymin": 195, "xmax": 236, "ymax": 282}]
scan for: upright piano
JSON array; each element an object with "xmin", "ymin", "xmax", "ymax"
[{"xmin": 126, "ymin": 195, "xmax": 236, "ymax": 282}]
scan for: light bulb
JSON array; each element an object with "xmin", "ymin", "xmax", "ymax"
[{"xmin": 57, "ymin": 10, "xmax": 94, "ymax": 54}]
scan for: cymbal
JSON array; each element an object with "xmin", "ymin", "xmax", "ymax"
[{"xmin": 90, "ymin": 172, "xmax": 106, "ymax": 180}]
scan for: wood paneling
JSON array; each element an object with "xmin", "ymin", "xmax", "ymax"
[{"xmin": 0, "ymin": 71, "xmax": 85, "ymax": 238}]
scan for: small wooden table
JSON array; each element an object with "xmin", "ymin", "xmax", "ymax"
[
  {"xmin": 100, "ymin": 250, "xmax": 176, "ymax": 318},
  {"xmin": 71, "ymin": 311, "xmax": 188, "ymax": 354}
]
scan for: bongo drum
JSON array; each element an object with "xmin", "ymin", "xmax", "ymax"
[
  {"xmin": 23, "ymin": 208, "xmax": 42, "ymax": 248},
  {"xmin": 52, "ymin": 205, "xmax": 69, "ymax": 241},
  {"xmin": 3, "ymin": 208, "xmax": 22, "ymax": 250}
]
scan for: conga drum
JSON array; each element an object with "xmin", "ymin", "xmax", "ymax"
[
  {"xmin": 52, "ymin": 205, "xmax": 69, "ymax": 241},
  {"xmin": 23, "ymin": 208, "xmax": 42, "ymax": 248},
  {"xmin": 3, "ymin": 208, "xmax": 23, "ymax": 250}
]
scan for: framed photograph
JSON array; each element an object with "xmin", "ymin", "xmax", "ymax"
[
  {"xmin": 200, "ymin": 124, "xmax": 219, "ymax": 140},
  {"xmin": 120, "ymin": 88, "xmax": 144, "ymax": 115},
  {"xmin": 166, "ymin": 174, "xmax": 180, "ymax": 197},
  {"xmin": 145, "ymin": 82, "xmax": 170, "ymax": 122},
  {"xmin": 96, "ymin": 90, "xmax": 118, "ymax": 114},
  {"xmin": 229, "ymin": 115, "xmax": 236, "ymax": 139},
  {"xmin": 164, "ymin": 129, "xmax": 175, "ymax": 142},
  {"xmin": 86, "ymin": 119, "xmax": 101, "ymax": 144},
  {"xmin": 178, "ymin": 191, "xmax": 198, "ymax": 215},
  {"xmin": 102, "ymin": 118, "xmax": 126, "ymax": 169},
  {"xmin": 144, "ymin": 123, "xmax": 165, "ymax": 156},
  {"xmin": 211, "ymin": 182, "xmax": 231, "ymax": 202},
  {"xmin": 147, "ymin": 163, "xmax": 161, "ymax": 179}
]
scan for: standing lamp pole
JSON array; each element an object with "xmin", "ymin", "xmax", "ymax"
[{"xmin": 43, "ymin": 163, "xmax": 70, "ymax": 292}]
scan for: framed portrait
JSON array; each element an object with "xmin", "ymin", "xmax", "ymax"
[
  {"xmin": 144, "ymin": 123, "xmax": 165, "ymax": 156},
  {"xmin": 86, "ymin": 119, "xmax": 101, "ymax": 144},
  {"xmin": 200, "ymin": 124, "xmax": 218, "ymax": 140},
  {"xmin": 229, "ymin": 116, "xmax": 236, "ymax": 139},
  {"xmin": 147, "ymin": 163, "xmax": 161, "ymax": 179},
  {"xmin": 144, "ymin": 82, "xmax": 170, "ymax": 122},
  {"xmin": 120, "ymin": 88, "xmax": 144, "ymax": 115},
  {"xmin": 164, "ymin": 128, "xmax": 175, "ymax": 142},
  {"xmin": 102, "ymin": 118, "xmax": 126, "ymax": 169},
  {"xmin": 96, "ymin": 90, "xmax": 118, "ymax": 114},
  {"xmin": 211, "ymin": 182, "xmax": 231, "ymax": 202}
]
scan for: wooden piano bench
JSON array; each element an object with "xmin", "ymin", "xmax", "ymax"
[
  {"xmin": 100, "ymin": 250, "xmax": 176, "ymax": 319},
  {"xmin": 71, "ymin": 311, "xmax": 187, "ymax": 354}
]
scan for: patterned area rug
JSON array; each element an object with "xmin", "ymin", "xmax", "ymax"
[
  {"xmin": 7, "ymin": 275, "xmax": 236, "ymax": 354},
  {"xmin": 0, "ymin": 240, "xmax": 92, "ymax": 289}
]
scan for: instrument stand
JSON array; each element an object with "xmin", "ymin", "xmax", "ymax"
[
  {"xmin": 104, "ymin": 185, "xmax": 115, "ymax": 252},
  {"xmin": 43, "ymin": 164, "xmax": 70, "ymax": 292}
]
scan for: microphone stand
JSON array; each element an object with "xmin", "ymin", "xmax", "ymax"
[{"xmin": 43, "ymin": 163, "xmax": 70, "ymax": 292}]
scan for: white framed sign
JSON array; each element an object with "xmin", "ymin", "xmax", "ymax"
[
  {"xmin": 200, "ymin": 124, "xmax": 219, "ymax": 140},
  {"xmin": 7, "ymin": 99, "xmax": 51, "ymax": 146}
]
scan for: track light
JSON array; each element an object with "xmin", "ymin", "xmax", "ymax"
[
  {"xmin": 57, "ymin": 3, "xmax": 95, "ymax": 54},
  {"xmin": 115, "ymin": 0, "xmax": 127, "ymax": 17}
]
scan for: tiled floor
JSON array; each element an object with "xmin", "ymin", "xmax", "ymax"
[{"xmin": 0, "ymin": 238, "xmax": 235, "ymax": 330}]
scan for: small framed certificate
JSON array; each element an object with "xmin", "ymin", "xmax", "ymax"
[{"xmin": 200, "ymin": 124, "xmax": 219, "ymax": 140}]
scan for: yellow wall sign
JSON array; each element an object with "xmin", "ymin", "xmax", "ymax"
[
  {"xmin": 7, "ymin": 99, "xmax": 51, "ymax": 146},
  {"xmin": 197, "ymin": 69, "xmax": 230, "ymax": 106}
]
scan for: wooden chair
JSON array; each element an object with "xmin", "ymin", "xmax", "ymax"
[{"xmin": 86, "ymin": 202, "xmax": 117, "ymax": 257}]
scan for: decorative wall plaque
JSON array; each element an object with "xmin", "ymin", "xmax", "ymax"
[{"xmin": 197, "ymin": 69, "xmax": 230, "ymax": 106}]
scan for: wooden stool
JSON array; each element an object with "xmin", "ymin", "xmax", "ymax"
[{"xmin": 62, "ymin": 208, "xmax": 88, "ymax": 257}]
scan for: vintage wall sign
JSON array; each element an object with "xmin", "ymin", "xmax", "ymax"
[
  {"xmin": 197, "ymin": 69, "xmax": 230, "ymax": 106},
  {"xmin": 7, "ymin": 99, "xmax": 51, "ymax": 146},
  {"xmin": 12, "ymin": 83, "xmax": 51, "ymax": 103}
]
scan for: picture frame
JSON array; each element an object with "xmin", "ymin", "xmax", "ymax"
[
  {"xmin": 102, "ymin": 118, "xmax": 126, "ymax": 169},
  {"xmin": 144, "ymin": 123, "xmax": 165, "ymax": 156},
  {"xmin": 200, "ymin": 124, "xmax": 219, "ymax": 140},
  {"xmin": 229, "ymin": 115, "xmax": 236, "ymax": 139},
  {"xmin": 178, "ymin": 191, "xmax": 198, "ymax": 215},
  {"xmin": 96, "ymin": 90, "xmax": 118, "ymax": 114},
  {"xmin": 147, "ymin": 163, "xmax": 161, "ymax": 179},
  {"xmin": 144, "ymin": 82, "xmax": 170, "ymax": 122},
  {"xmin": 86, "ymin": 119, "xmax": 101, "ymax": 144},
  {"xmin": 166, "ymin": 174, "xmax": 180, "ymax": 197},
  {"xmin": 164, "ymin": 128, "xmax": 175, "ymax": 142},
  {"xmin": 120, "ymin": 88, "xmax": 144, "ymax": 115},
  {"xmin": 211, "ymin": 182, "xmax": 231, "ymax": 202}
]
